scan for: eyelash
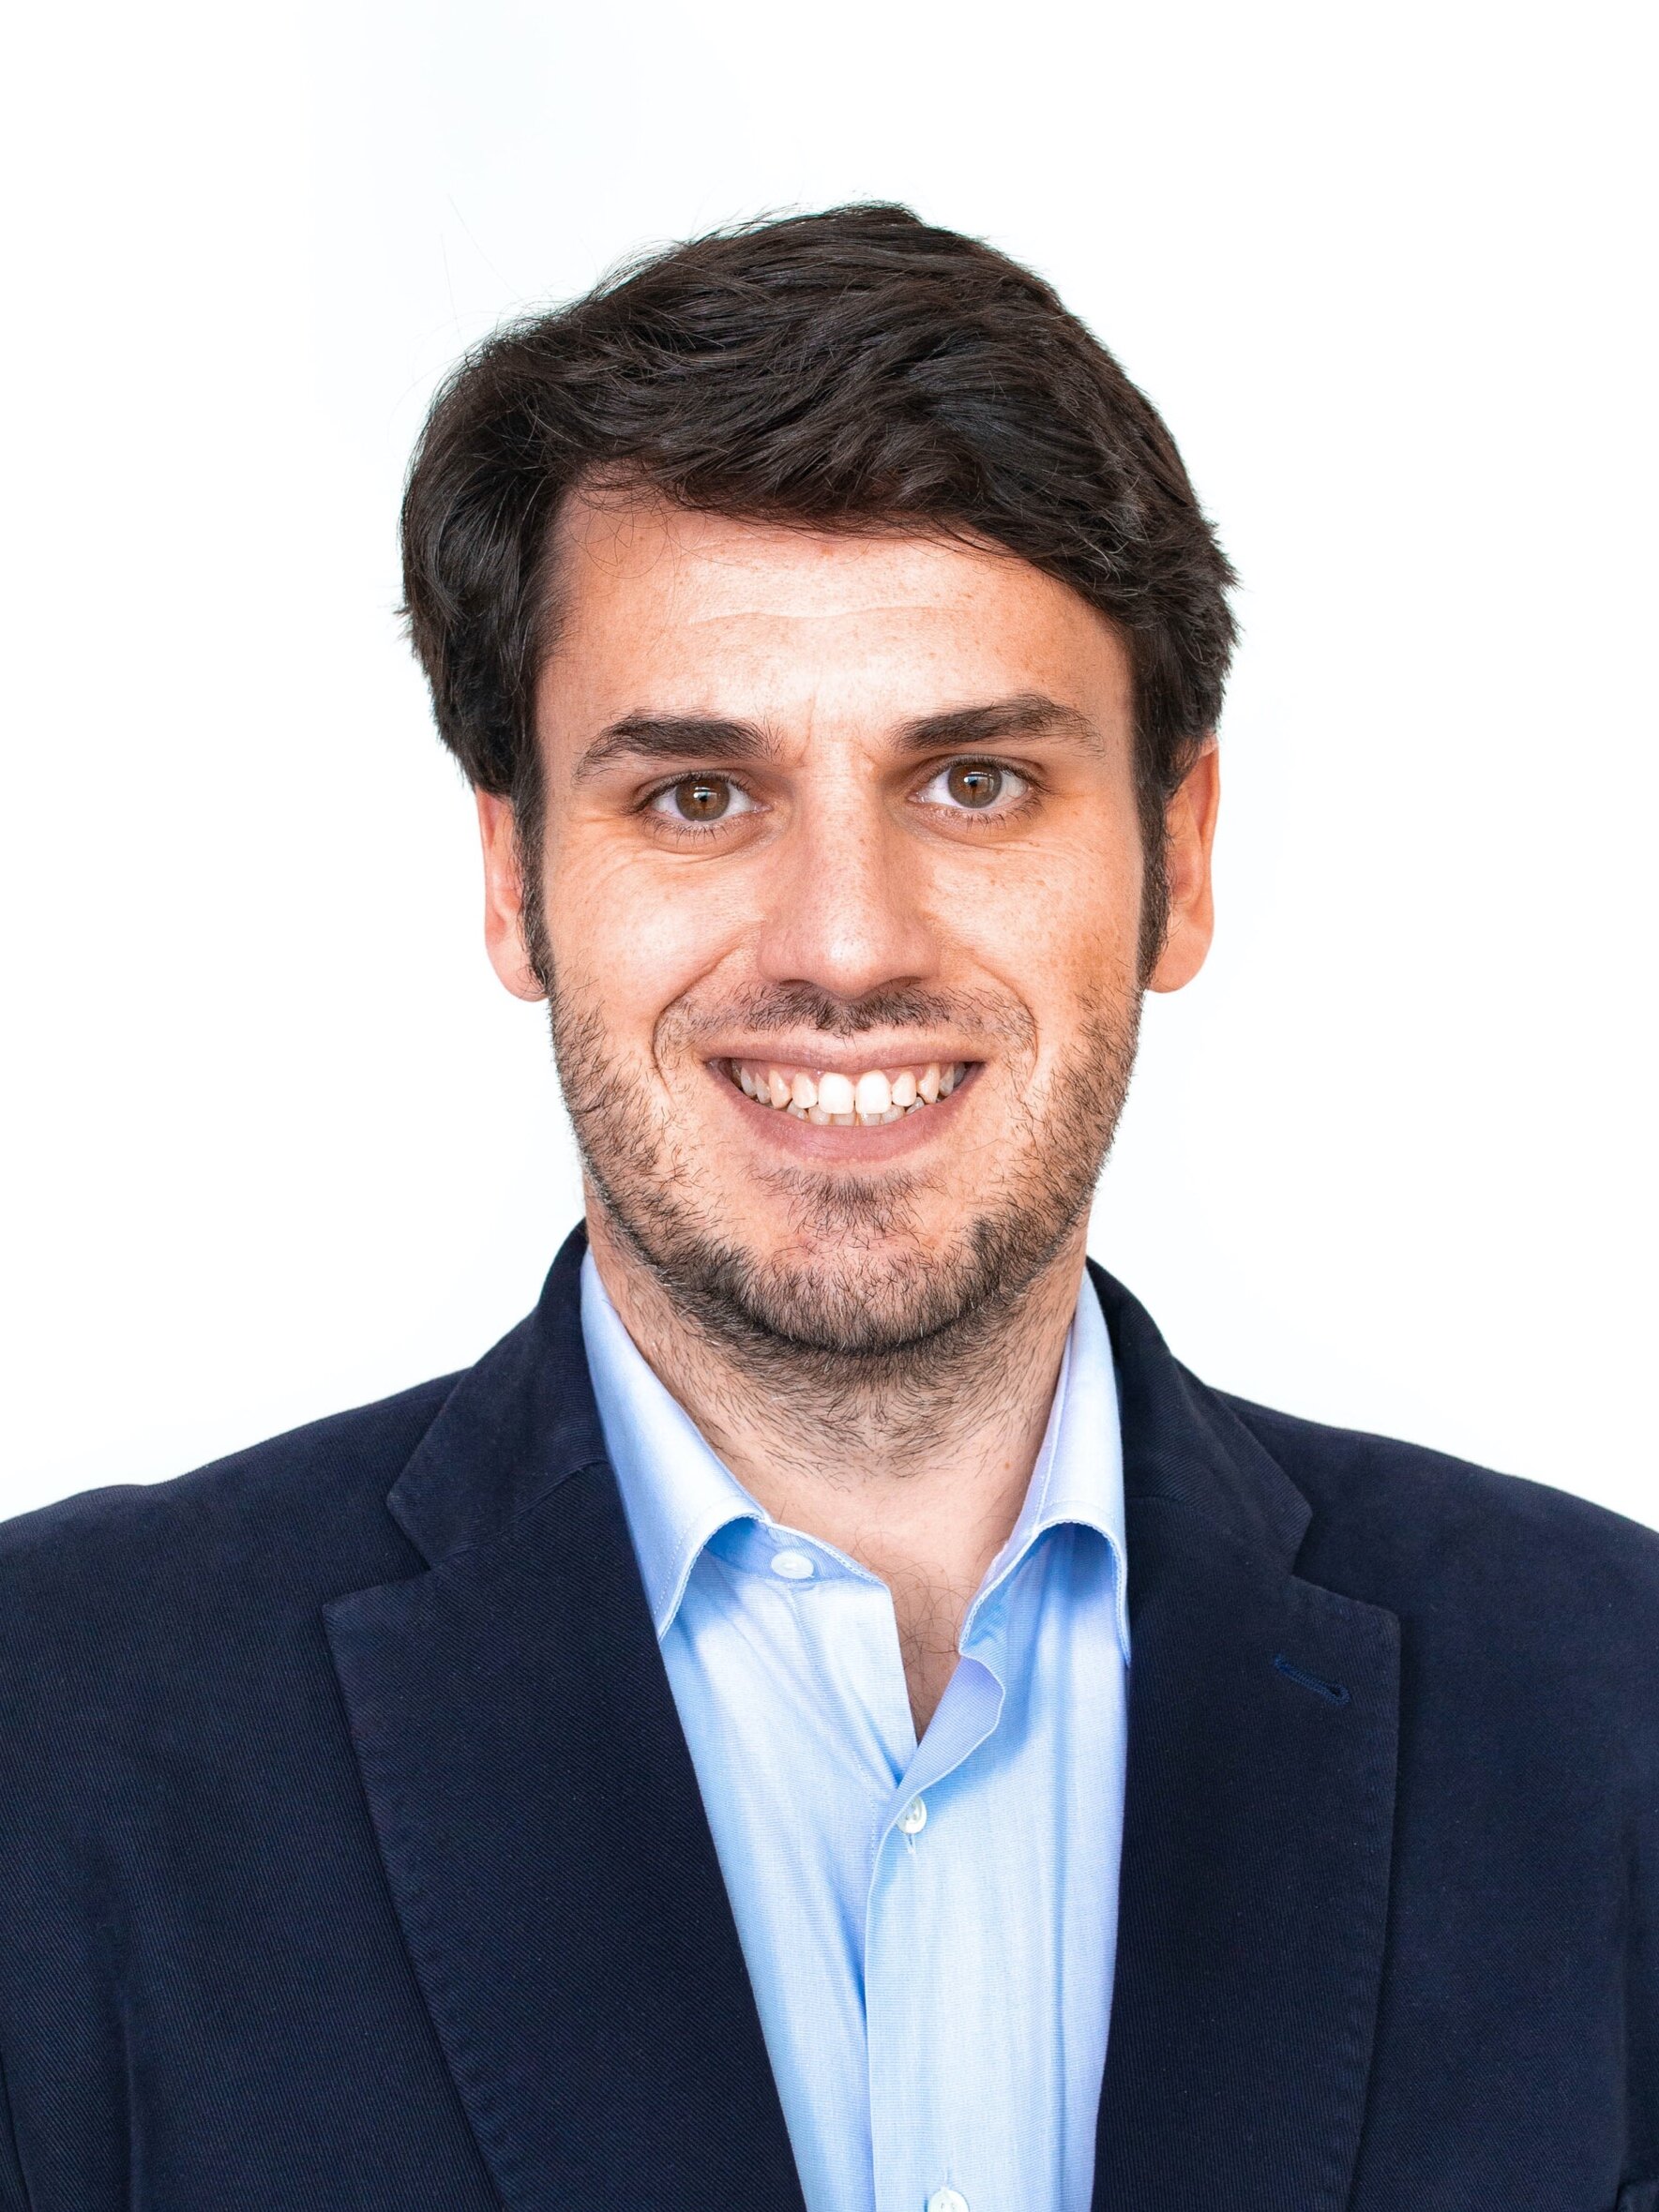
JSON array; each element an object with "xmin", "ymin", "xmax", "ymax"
[
  {"xmin": 640, "ymin": 775, "xmax": 762, "ymax": 839},
  {"xmin": 638, "ymin": 759, "xmax": 1042, "ymax": 838},
  {"xmin": 912, "ymin": 760, "xmax": 1037, "ymax": 821}
]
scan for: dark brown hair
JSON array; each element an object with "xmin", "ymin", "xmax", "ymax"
[{"xmin": 400, "ymin": 203, "xmax": 1236, "ymax": 958}]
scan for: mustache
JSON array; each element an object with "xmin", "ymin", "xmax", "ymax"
[{"xmin": 663, "ymin": 982, "xmax": 1035, "ymax": 1047}]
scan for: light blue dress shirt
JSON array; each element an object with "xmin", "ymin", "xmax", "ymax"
[{"xmin": 581, "ymin": 1252, "xmax": 1131, "ymax": 2212}]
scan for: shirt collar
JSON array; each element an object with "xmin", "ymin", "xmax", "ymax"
[
  {"xmin": 581, "ymin": 1251, "xmax": 763, "ymax": 1637},
  {"xmin": 971, "ymin": 1259, "xmax": 1131, "ymax": 1659},
  {"xmin": 581, "ymin": 1248, "xmax": 1130, "ymax": 1663}
]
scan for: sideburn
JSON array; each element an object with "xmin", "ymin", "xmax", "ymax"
[{"xmin": 512, "ymin": 747, "xmax": 555, "ymax": 995}]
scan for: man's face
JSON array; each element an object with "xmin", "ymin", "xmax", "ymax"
[{"xmin": 479, "ymin": 495, "xmax": 1217, "ymax": 1357}]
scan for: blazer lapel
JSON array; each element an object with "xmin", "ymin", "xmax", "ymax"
[
  {"xmin": 324, "ymin": 1229, "xmax": 805, "ymax": 2212},
  {"xmin": 1089, "ymin": 1266, "xmax": 1401, "ymax": 2212}
]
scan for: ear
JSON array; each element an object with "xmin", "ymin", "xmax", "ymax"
[
  {"xmin": 475, "ymin": 789, "xmax": 548, "ymax": 1002},
  {"xmin": 1147, "ymin": 740, "xmax": 1220, "ymax": 995}
]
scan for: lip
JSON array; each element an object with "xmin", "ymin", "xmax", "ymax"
[
  {"xmin": 703, "ymin": 1041, "xmax": 980, "ymax": 1080},
  {"xmin": 704, "ymin": 1056, "xmax": 981, "ymax": 1159}
]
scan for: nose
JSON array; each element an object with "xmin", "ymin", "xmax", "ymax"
[{"xmin": 752, "ymin": 783, "xmax": 939, "ymax": 1003}]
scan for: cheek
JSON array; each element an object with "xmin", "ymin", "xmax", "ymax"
[
  {"xmin": 932, "ymin": 827, "xmax": 1143, "ymax": 1016},
  {"xmin": 543, "ymin": 830, "xmax": 748, "ymax": 1033}
]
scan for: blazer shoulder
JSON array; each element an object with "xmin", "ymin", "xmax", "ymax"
[
  {"xmin": 1219, "ymin": 1386, "xmax": 1659, "ymax": 1711},
  {"xmin": 1222, "ymin": 1386, "xmax": 1659, "ymax": 1580},
  {"xmin": 0, "ymin": 1371, "xmax": 460, "ymax": 1628}
]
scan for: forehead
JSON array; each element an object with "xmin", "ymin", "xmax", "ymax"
[{"xmin": 540, "ymin": 494, "xmax": 1133, "ymax": 729}]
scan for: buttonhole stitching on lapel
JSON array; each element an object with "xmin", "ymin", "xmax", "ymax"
[{"xmin": 1273, "ymin": 1651, "xmax": 1351, "ymax": 1706}]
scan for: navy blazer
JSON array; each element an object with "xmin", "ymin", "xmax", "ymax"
[{"xmin": 1, "ymin": 1226, "xmax": 1655, "ymax": 2211}]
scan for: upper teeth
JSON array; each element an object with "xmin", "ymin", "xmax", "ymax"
[{"xmin": 731, "ymin": 1060, "xmax": 967, "ymax": 1124}]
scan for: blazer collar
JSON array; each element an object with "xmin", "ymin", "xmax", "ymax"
[
  {"xmin": 330, "ymin": 1227, "xmax": 1398, "ymax": 2212},
  {"xmin": 1089, "ymin": 1256, "xmax": 1312, "ymax": 1566},
  {"xmin": 385, "ymin": 1223, "xmax": 607, "ymax": 1566}
]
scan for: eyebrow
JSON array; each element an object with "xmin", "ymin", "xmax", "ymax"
[
  {"xmin": 572, "ymin": 714, "xmax": 783, "ymax": 783},
  {"xmin": 894, "ymin": 692, "xmax": 1104, "ymax": 757},
  {"xmin": 570, "ymin": 690, "xmax": 1102, "ymax": 784}
]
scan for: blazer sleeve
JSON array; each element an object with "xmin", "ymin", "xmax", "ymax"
[
  {"xmin": 0, "ymin": 2046, "xmax": 31, "ymax": 2210},
  {"xmin": 1631, "ymin": 1739, "xmax": 1659, "ymax": 2191}
]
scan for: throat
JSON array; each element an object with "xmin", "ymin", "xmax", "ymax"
[{"xmin": 586, "ymin": 1200, "xmax": 1087, "ymax": 1632}]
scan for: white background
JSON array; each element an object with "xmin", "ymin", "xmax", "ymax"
[{"xmin": 3, "ymin": 0, "xmax": 1654, "ymax": 1527}]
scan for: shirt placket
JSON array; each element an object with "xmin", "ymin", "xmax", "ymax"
[{"xmin": 863, "ymin": 1586, "xmax": 1015, "ymax": 2212}]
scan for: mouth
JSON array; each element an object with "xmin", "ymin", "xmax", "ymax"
[{"xmin": 723, "ymin": 1056, "xmax": 975, "ymax": 1126}]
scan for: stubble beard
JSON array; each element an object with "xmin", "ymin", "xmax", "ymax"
[{"xmin": 546, "ymin": 967, "xmax": 1143, "ymax": 1393}]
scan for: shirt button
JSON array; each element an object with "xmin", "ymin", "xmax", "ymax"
[
  {"xmin": 927, "ymin": 2190, "xmax": 969, "ymax": 2212},
  {"xmin": 769, "ymin": 1547, "xmax": 816, "ymax": 1582},
  {"xmin": 897, "ymin": 1797, "xmax": 928, "ymax": 1835}
]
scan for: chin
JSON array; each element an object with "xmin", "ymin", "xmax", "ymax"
[
  {"xmin": 664, "ymin": 1207, "xmax": 1029, "ymax": 1361},
  {"xmin": 727, "ymin": 1275, "xmax": 978, "ymax": 1359}
]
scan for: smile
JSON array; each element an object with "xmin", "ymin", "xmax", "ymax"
[{"xmin": 726, "ymin": 1059, "xmax": 973, "ymax": 1126}]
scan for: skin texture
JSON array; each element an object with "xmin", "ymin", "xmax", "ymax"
[{"xmin": 477, "ymin": 495, "xmax": 1219, "ymax": 1734}]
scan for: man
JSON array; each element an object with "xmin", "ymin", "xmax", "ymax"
[{"xmin": 0, "ymin": 205, "xmax": 1653, "ymax": 2212}]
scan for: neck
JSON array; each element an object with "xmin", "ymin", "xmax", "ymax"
[{"xmin": 585, "ymin": 1201, "xmax": 1088, "ymax": 1725}]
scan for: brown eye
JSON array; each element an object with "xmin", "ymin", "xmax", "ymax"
[
  {"xmin": 672, "ymin": 775, "xmax": 731, "ymax": 820},
  {"xmin": 945, "ymin": 761, "xmax": 1003, "ymax": 809},
  {"xmin": 646, "ymin": 773, "xmax": 758, "ymax": 833}
]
